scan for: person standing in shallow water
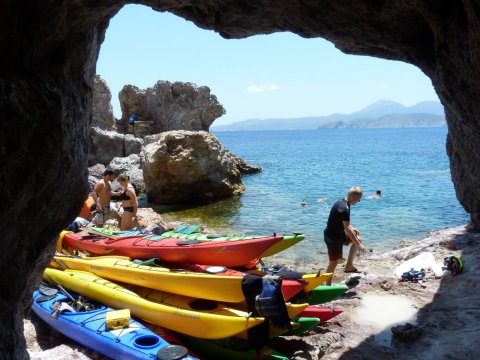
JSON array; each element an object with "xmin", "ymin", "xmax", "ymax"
[{"xmin": 324, "ymin": 186, "xmax": 366, "ymax": 285}]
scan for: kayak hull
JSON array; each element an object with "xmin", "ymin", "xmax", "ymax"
[
  {"xmin": 32, "ymin": 288, "xmax": 194, "ymax": 360},
  {"xmin": 305, "ymin": 285, "xmax": 348, "ymax": 305},
  {"xmin": 60, "ymin": 231, "xmax": 283, "ymax": 267},
  {"xmin": 181, "ymin": 263, "xmax": 332, "ymax": 302},
  {"xmin": 43, "ymin": 268, "xmax": 264, "ymax": 339},
  {"xmin": 297, "ymin": 305, "xmax": 343, "ymax": 322}
]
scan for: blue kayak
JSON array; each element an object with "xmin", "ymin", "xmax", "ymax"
[{"xmin": 32, "ymin": 284, "xmax": 195, "ymax": 360}]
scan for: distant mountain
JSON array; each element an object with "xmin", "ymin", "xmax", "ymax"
[
  {"xmin": 211, "ymin": 116, "xmax": 333, "ymax": 131},
  {"xmin": 211, "ymin": 100, "xmax": 445, "ymax": 131},
  {"xmin": 319, "ymin": 113, "xmax": 446, "ymax": 129}
]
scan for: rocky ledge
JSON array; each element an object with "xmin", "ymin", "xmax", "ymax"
[{"xmin": 25, "ymin": 225, "xmax": 479, "ymax": 359}]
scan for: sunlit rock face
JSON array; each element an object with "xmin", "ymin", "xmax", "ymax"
[
  {"xmin": 88, "ymin": 127, "xmax": 143, "ymax": 166},
  {"xmin": 92, "ymin": 75, "xmax": 115, "ymax": 130},
  {"xmin": 118, "ymin": 80, "xmax": 225, "ymax": 137},
  {"xmin": 2, "ymin": 1, "xmax": 480, "ymax": 358},
  {"xmin": 141, "ymin": 130, "xmax": 245, "ymax": 204}
]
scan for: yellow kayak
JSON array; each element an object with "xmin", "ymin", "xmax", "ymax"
[
  {"xmin": 51, "ymin": 254, "xmax": 331, "ymax": 303},
  {"xmin": 43, "ymin": 268, "xmax": 264, "ymax": 339},
  {"xmin": 51, "ymin": 255, "xmax": 248, "ymax": 303},
  {"xmin": 258, "ymin": 233, "xmax": 305, "ymax": 258}
]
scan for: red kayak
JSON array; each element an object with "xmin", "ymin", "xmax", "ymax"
[
  {"xmin": 298, "ymin": 305, "xmax": 343, "ymax": 322},
  {"xmin": 59, "ymin": 231, "xmax": 284, "ymax": 267},
  {"xmin": 175, "ymin": 263, "xmax": 333, "ymax": 302},
  {"xmin": 175, "ymin": 263, "xmax": 307, "ymax": 301}
]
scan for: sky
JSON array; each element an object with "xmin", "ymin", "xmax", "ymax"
[{"xmin": 96, "ymin": 5, "xmax": 440, "ymax": 126}]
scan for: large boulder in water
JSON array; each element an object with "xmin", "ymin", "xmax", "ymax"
[{"xmin": 141, "ymin": 130, "xmax": 245, "ymax": 204}]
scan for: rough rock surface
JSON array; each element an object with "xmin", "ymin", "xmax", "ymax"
[
  {"xmin": 141, "ymin": 130, "xmax": 245, "ymax": 204},
  {"xmin": 2, "ymin": 1, "xmax": 480, "ymax": 358},
  {"xmin": 105, "ymin": 154, "xmax": 145, "ymax": 193},
  {"xmin": 88, "ymin": 127, "xmax": 143, "ymax": 166},
  {"xmin": 227, "ymin": 152, "xmax": 262, "ymax": 174},
  {"xmin": 118, "ymin": 80, "xmax": 225, "ymax": 137},
  {"xmin": 25, "ymin": 225, "xmax": 480, "ymax": 359},
  {"xmin": 91, "ymin": 75, "xmax": 115, "ymax": 130}
]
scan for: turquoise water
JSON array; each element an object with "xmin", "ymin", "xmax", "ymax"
[{"xmin": 160, "ymin": 128, "xmax": 468, "ymax": 263}]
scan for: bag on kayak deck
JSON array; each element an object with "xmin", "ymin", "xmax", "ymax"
[{"xmin": 263, "ymin": 264, "xmax": 306, "ymax": 281}]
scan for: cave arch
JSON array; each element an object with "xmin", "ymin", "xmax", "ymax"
[{"xmin": 1, "ymin": 1, "xmax": 479, "ymax": 358}]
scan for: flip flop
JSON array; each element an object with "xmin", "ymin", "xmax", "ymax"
[{"xmin": 344, "ymin": 268, "xmax": 361, "ymax": 273}]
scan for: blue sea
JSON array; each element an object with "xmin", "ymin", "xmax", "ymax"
[{"xmin": 160, "ymin": 127, "xmax": 469, "ymax": 264}]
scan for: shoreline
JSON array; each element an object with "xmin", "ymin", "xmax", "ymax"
[
  {"xmin": 26, "ymin": 224, "xmax": 479, "ymax": 359},
  {"xmin": 269, "ymin": 224, "xmax": 480, "ymax": 359}
]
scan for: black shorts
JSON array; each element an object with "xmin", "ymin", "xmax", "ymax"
[{"xmin": 324, "ymin": 233, "xmax": 351, "ymax": 261}]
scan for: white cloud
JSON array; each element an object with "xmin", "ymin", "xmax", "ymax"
[{"xmin": 247, "ymin": 84, "xmax": 279, "ymax": 93}]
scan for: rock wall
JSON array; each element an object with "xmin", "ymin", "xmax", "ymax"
[
  {"xmin": 118, "ymin": 80, "xmax": 225, "ymax": 137},
  {"xmin": 88, "ymin": 127, "xmax": 143, "ymax": 166},
  {"xmin": 91, "ymin": 75, "xmax": 115, "ymax": 130},
  {"xmin": 2, "ymin": 1, "xmax": 480, "ymax": 358},
  {"xmin": 141, "ymin": 130, "xmax": 245, "ymax": 204}
]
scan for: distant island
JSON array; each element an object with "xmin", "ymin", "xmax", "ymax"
[{"xmin": 211, "ymin": 100, "xmax": 446, "ymax": 131}]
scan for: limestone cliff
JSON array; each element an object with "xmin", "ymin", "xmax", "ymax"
[
  {"xmin": 118, "ymin": 80, "xmax": 225, "ymax": 137},
  {"xmin": 141, "ymin": 130, "xmax": 245, "ymax": 204}
]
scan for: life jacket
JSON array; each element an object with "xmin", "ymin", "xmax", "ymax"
[
  {"xmin": 79, "ymin": 196, "xmax": 94, "ymax": 219},
  {"xmin": 254, "ymin": 275, "xmax": 291, "ymax": 330},
  {"xmin": 241, "ymin": 274, "xmax": 291, "ymax": 352},
  {"xmin": 444, "ymin": 256, "xmax": 463, "ymax": 276}
]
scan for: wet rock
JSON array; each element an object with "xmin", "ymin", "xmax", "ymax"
[
  {"xmin": 391, "ymin": 323, "xmax": 423, "ymax": 342},
  {"xmin": 228, "ymin": 154, "xmax": 262, "ymax": 174}
]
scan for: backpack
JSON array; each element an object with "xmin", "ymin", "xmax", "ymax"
[{"xmin": 444, "ymin": 256, "xmax": 463, "ymax": 276}]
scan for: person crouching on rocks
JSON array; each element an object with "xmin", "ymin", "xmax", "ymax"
[{"xmin": 116, "ymin": 174, "xmax": 138, "ymax": 230}]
